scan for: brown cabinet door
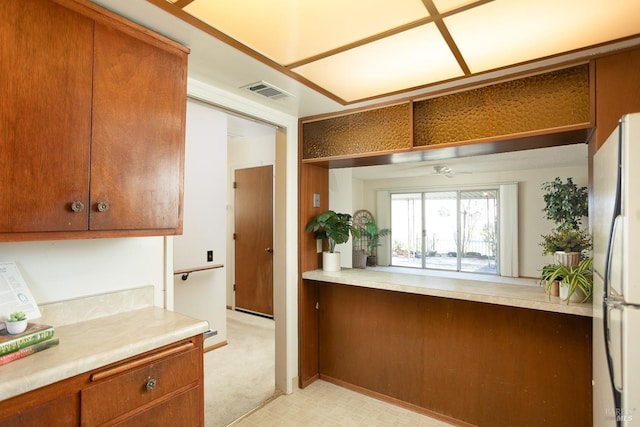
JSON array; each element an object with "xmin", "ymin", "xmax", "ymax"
[
  {"xmin": 0, "ymin": 0, "xmax": 92, "ymax": 232},
  {"xmin": 90, "ymin": 23, "xmax": 187, "ymax": 231}
]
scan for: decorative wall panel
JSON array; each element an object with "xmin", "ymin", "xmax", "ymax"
[
  {"xmin": 302, "ymin": 103, "xmax": 411, "ymax": 159},
  {"xmin": 413, "ymin": 65, "xmax": 590, "ymax": 146}
]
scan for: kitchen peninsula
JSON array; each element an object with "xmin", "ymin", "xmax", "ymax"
[{"xmin": 301, "ymin": 268, "xmax": 592, "ymax": 426}]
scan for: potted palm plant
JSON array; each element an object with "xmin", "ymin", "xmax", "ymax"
[
  {"xmin": 358, "ymin": 217, "xmax": 390, "ymax": 266},
  {"xmin": 306, "ymin": 210, "xmax": 359, "ymax": 271}
]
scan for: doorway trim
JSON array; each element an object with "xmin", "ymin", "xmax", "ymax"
[{"xmin": 187, "ymin": 78, "xmax": 298, "ymax": 394}]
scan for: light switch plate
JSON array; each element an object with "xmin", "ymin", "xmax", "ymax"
[{"xmin": 313, "ymin": 193, "xmax": 320, "ymax": 208}]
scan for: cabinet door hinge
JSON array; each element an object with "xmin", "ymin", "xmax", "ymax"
[
  {"xmin": 233, "ymin": 233, "xmax": 237, "ymax": 240},
  {"xmin": 233, "ymin": 181, "xmax": 237, "ymax": 189}
]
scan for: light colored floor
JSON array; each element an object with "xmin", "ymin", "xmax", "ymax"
[
  {"xmin": 232, "ymin": 380, "xmax": 455, "ymax": 427},
  {"xmin": 204, "ymin": 309, "xmax": 276, "ymax": 426}
]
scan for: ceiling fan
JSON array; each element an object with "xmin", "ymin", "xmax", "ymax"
[{"xmin": 432, "ymin": 165, "xmax": 471, "ymax": 178}]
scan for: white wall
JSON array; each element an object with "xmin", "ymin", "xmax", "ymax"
[
  {"xmin": 172, "ymin": 99, "xmax": 228, "ymax": 347},
  {"xmin": 346, "ymin": 164, "xmax": 588, "ymax": 278},
  {"xmin": 188, "ymin": 79, "xmax": 299, "ymax": 395},
  {"xmin": 329, "ymin": 169, "xmax": 355, "ymax": 267},
  {"xmin": 226, "ymin": 132, "xmax": 276, "ymax": 308},
  {"xmin": 0, "ymin": 237, "xmax": 166, "ymax": 308}
]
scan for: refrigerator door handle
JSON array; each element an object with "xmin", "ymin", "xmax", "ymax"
[{"xmin": 604, "ymin": 215, "xmax": 623, "ymax": 302}]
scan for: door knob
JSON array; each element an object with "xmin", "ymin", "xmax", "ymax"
[{"xmin": 265, "ymin": 248, "xmax": 273, "ymax": 253}]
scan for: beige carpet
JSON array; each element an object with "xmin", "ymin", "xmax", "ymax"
[{"xmin": 204, "ymin": 309, "xmax": 276, "ymax": 427}]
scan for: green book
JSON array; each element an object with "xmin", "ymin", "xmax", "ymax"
[
  {"xmin": 0, "ymin": 337, "xmax": 59, "ymax": 366},
  {"xmin": 0, "ymin": 323, "xmax": 55, "ymax": 356}
]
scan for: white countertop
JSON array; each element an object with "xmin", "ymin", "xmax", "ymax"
[
  {"xmin": 302, "ymin": 268, "xmax": 593, "ymax": 317},
  {"xmin": 0, "ymin": 307, "xmax": 209, "ymax": 401}
]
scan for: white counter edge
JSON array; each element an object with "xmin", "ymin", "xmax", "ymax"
[{"xmin": 302, "ymin": 268, "xmax": 593, "ymax": 317}]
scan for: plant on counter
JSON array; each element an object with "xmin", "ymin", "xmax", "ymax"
[
  {"xmin": 540, "ymin": 227, "xmax": 592, "ymax": 255},
  {"xmin": 8, "ymin": 311, "xmax": 26, "ymax": 322},
  {"xmin": 540, "ymin": 257, "xmax": 593, "ymax": 303},
  {"xmin": 306, "ymin": 210, "xmax": 360, "ymax": 253},
  {"xmin": 5, "ymin": 311, "xmax": 28, "ymax": 334},
  {"xmin": 540, "ymin": 263, "xmax": 561, "ymax": 297},
  {"xmin": 541, "ymin": 177, "xmax": 589, "ymax": 231}
]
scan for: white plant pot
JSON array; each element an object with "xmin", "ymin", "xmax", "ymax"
[
  {"xmin": 323, "ymin": 251, "xmax": 341, "ymax": 272},
  {"xmin": 559, "ymin": 283, "xmax": 570, "ymax": 300},
  {"xmin": 6, "ymin": 319, "xmax": 28, "ymax": 335},
  {"xmin": 559, "ymin": 283, "xmax": 588, "ymax": 303},
  {"xmin": 554, "ymin": 251, "xmax": 580, "ymax": 267}
]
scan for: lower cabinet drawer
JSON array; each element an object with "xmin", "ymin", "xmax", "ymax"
[
  {"xmin": 81, "ymin": 341, "xmax": 200, "ymax": 426},
  {"xmin": 114, "ymin": 387, "xmax": 201, "ymax": 427}
]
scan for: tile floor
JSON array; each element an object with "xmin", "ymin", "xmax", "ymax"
[{"xmin": 231, "ymin": 380, "xmax": 454, "ymax": 427}]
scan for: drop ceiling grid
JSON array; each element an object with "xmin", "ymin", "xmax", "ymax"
[{"xmin": 158, "ymin": 0, "xmax": 640, "ymax": 104}]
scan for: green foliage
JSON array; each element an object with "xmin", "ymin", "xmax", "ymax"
[
  {"xmin": 306, "ymin": 210, "xmax": 359, "ymax": 253},
  {"xmin": 358, "ymin": 218, "xmax": 390, "ymax": 257},
  {"xmin": 8, "ymin": 311, "xmax": 26, "ymax": 322},
  {"xmin": 540, "ymin": 258, "xmax": 593, "ymax": 303},
  {"xmin": 540, "ymin": 227, "xmax": 592, "ymax": 255},
  {"xmin": 541, "ymin": 177, "xmax": 589, "ymax": 231}
]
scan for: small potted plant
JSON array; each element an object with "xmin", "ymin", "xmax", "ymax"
[
  {"xmin": 540, "ymin": 263, "xmax": 561, "ymax": 297},
  {"xmin": 306, "ymin": 210, "xmax": 360, "ymax": 271},
  {"xmin": 540, "ymin": 258, "xmax": 593, "ymax": 303},
  {"xmin": 540, "ymin": 227, "xmax": 592, "ymax": 266},
  {"xmin": 5, "ymin": 311, "xmax": 28, "ymax": 335}
]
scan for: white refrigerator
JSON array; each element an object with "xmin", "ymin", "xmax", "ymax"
[{"xmin": 593, "ymin": 112, "xmax": 640, "ymax": 426}]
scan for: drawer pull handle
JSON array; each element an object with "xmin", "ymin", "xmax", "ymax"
[{"xmin": 146, "ymin": 378, "xmax": 157, "ymax": 391}]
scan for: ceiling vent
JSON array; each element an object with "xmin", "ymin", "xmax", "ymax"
[{"xmin": 242, "ymin": 81, "xmax": 290, "ymax": 100}]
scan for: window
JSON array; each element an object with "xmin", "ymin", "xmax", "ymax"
[{"xmin": 391, "ymin": 189, "xmax": 498, "ymax": 274}]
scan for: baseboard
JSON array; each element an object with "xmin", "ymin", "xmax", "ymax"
[
  {"xmin": 318, "ymin": 374, "xmax": 471, "ymax": 427},
  {"xmin": 204, "ymin": 340, "xmax": 228, "ymax": 353}
]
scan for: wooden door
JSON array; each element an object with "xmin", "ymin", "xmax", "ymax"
[
  {"xmin": 90, "ymin": 23, "xmax": 187, "ymax": 231},
  {"xmin": 0, "ymin": 0, "xmax": 93, "ymax": 232},
  {"xmin": 234, "ymin": 166, "xmax": 274, "ymax": 316}
]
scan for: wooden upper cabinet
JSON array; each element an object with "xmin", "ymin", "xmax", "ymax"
[
  {"xmin": 0, "ymin": 0, "xmax": 93, "ymax": 233},
  {"xmin": 90, "ymin": 23, "xmax": 187, "ymax": 231},
  {"xmin": 0, "ymin": 0, "xmax": 188, "ymax": 240}
]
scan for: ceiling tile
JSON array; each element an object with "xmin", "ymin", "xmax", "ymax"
[
  {"xmin": 184, "ymin": 0, "xmax": 430, "ymax": 65},
  {"xmin": 432, "ymin": 0, "xmax": 483, "ymax": 14},
  {"xmin": 291, "ymin": 23, "xmax": 464, "ymax": 102},
  {"xmin": 445, "ymin": 0, "xmax": 640, "ymax": 73}
]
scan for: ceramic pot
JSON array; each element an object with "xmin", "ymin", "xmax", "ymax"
[
  {"xmin": 554, "ymin": 251, "xmax": 580, "ymax": 267},
  {"xmin": 323, "ymin": 251, "xmax": 341, "ymax": 272},
  {"xmin": 6, "ymin": 319, "xmax": 28, "ymax": 335},
  {"xmin": 559, "ymin": 283, "xmax": 588, "ymax": 303}
]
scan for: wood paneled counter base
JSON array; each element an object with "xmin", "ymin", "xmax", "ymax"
[{"xmin": 301, "ymin": 270, "xmax": 592, "ymax": 426}]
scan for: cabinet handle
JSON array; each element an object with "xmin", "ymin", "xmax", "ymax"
[
  {"xmin": 70, "ymin": 201, "xmax": 85, "ymax": 212},
  {"xmin": 96, "ymin": 201, "xmax": 110, "ymax": 212},
  {"xmin": 146, "ymin": 378, "xmax": 157, "ymax": 391}
]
